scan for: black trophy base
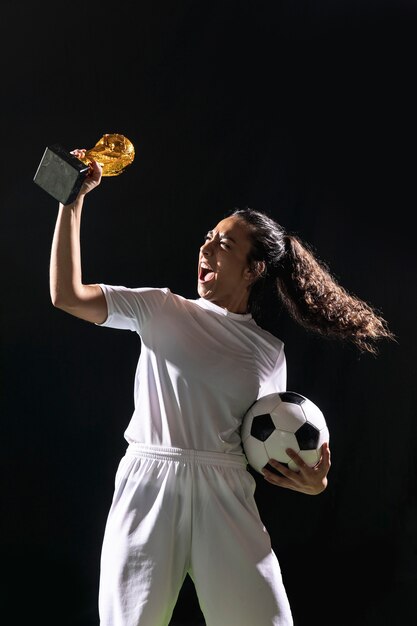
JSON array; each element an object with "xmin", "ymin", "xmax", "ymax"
[{"xmin": 33, "ymin": 144, "xmax": 91, "ymax": 205}]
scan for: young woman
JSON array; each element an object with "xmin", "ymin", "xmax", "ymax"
[{"xmin": 50, "ymin": 155, "xmax": 394, "ymax": 626}]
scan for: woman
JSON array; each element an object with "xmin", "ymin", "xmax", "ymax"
[{"xmin": 50, "ymin": 155, "xmax": 394, "ymax": 625}]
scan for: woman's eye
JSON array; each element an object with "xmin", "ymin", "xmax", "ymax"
[{"xmin": 220, "ymin": 240, "xmax": 230, "ymax": 249}]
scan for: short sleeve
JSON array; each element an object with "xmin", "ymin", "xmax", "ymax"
[{"xmin": 97, "ymin": 284, "xmax": 171, "ymax": 333}]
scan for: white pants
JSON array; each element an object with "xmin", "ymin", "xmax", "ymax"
[{"xmin": 99, "ymin": 443, "xmax": 293, "ymax": 626}]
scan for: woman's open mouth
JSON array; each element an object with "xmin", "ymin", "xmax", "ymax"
[{"xmin": 199, "ymin": 265, "xmax": 215, "ymax": 283}]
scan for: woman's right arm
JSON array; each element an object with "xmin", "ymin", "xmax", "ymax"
[{"xmin": 49, "ymin": 156, "xmax": 108, "ymax": 324}]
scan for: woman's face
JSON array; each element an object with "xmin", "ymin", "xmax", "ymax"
[{"xmin": 197, "ymin": 215, "xmax": 255, "ymax": 313}]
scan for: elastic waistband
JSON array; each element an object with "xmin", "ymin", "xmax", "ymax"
[{"xmin": 126, "ymin": 442, "xmax": 247, "ymax": 469}]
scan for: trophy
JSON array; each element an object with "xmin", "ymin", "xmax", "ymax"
[{"xmin": 33, "ymin": 133, "xmax": 135, "ymax": 205}]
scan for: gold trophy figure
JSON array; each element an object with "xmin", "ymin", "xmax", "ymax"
[
  {"xmin": 33, "ymin": 133, "xmax": 135, "ymax": 205},
  {"xmin": 79, "ymin": 134, "xmax": 135, "ymax": 176}
]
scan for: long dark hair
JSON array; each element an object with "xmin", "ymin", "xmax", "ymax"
[{"xmin": 231, "ymin": 207, "xmax": 395, "ymax": 355}]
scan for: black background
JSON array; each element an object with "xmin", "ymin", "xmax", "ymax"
[{"xmin": 1, "ymin": 2, "xmax": 416, "ymax": 625}]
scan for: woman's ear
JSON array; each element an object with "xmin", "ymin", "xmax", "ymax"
[{"xmin": 245, "ymin": 260, "xmax": 266, "ymax": 282}]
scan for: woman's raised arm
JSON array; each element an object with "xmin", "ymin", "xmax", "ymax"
[{"xmin": 49, "ymin": 156, "xmax": 107, "ymax": 324}]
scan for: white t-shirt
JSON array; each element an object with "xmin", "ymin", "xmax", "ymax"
[{"xmin": 98, "ymin": 285, "xmax": 287, "ymax": 454}]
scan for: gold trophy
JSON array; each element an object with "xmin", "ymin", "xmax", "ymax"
[{"xmin": 33, "ymin": 133, "xmax": 135, "ymax": 205}]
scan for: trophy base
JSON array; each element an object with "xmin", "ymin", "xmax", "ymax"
[{"xmin": 33, "ymin": 145, "xmax": 91, "ymax": 205}]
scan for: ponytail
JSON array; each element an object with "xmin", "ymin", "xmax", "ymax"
[{"xmin": 231, "ymin": 207, "xmax": 395, "ymax": 355}]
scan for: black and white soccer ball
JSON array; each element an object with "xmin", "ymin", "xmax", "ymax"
[{"xmin": 241, "ymin": 391, "xmax": 330, "ymax": 474}]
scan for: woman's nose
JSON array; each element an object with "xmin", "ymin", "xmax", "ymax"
[{"xmin": 201, "ymin": 240, "xmax": 213, "ymax": 256}]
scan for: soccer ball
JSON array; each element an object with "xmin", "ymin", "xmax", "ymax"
[{"xmin": 241, "ymin": 391, "xmax": 329, "ymax": 474}]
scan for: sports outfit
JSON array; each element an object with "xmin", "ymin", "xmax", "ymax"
[{"xmin": 97, "ymin": 284, "xmax": 293, "ymax": 626}]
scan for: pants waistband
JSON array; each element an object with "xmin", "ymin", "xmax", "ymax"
[{"xmin": 126, "ymin": 442, "xmax": 248, "ymax": 468}]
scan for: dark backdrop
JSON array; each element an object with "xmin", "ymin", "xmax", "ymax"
[{"xmin": 1, "ymin": 2, "xmax": 416, "ymax": 625}]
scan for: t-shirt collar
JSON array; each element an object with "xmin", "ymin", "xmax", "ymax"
[{"xmin": 194, "ymin": 297, "xmax": 253, "ymax": 321}]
